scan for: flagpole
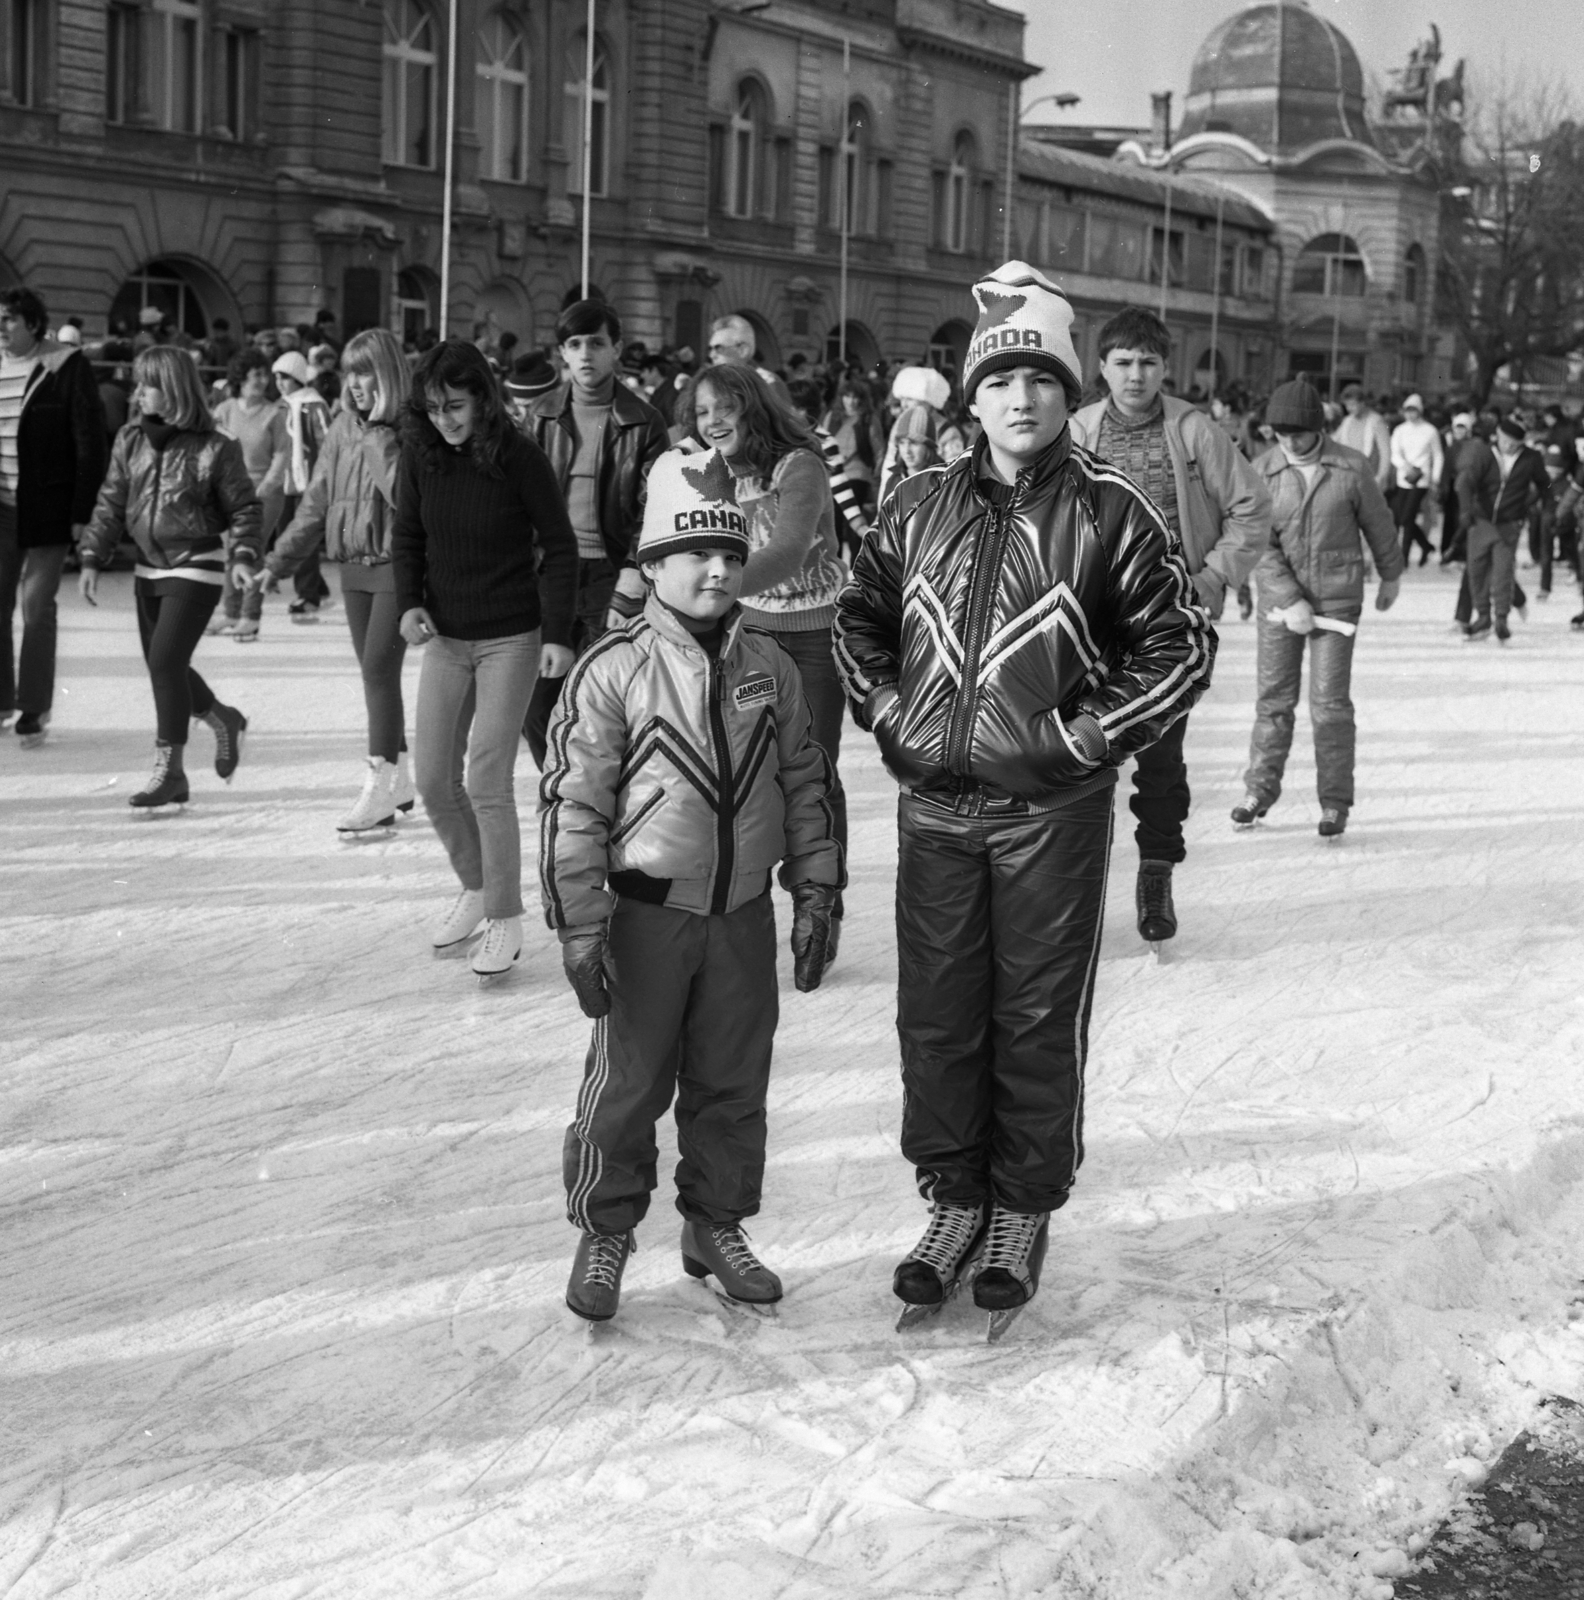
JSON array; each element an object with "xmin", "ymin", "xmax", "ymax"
[
  {"xmin": 838, "ymin": 36, "xmax": 850, "ymax": 366},
  {"xmin": 439, "ymin": 0, "xmax": 459, "ymax": 338},
  {"xmin": 581, "ymin": 0, "xmax": 596, "ymax": 298}
]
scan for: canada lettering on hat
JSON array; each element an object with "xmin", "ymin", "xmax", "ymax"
[
  {"xmin": 962, "ymin": 261, "xmax": 1082, "ymax": 404},
  {"xmin": 638, "ymin": 447, "xmax": 752, "ymax": 564}
]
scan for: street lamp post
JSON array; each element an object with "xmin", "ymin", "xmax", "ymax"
[
  {"xmin": 1005, "ymin": 90, "xmax": 1080, "ymax": 262},
  {"xmin": 438, "ymin": 0, "xmax": 459, "ymax": 337}
]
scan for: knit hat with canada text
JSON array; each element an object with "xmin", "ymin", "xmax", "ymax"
[
  {"xmin": 962, "ymin": 261, "xmax": 1082, "ymax": 406},
  {"xmin": 637, "ymin": 447, "xmax": 751, "ymax": 565}
]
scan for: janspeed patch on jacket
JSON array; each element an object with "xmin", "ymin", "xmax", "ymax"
[{"xmin": 733, "ymin": 673, "xmax": 776, "ymax": 711}]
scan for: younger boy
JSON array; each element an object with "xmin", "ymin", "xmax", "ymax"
[
  {"xmin": 539, "ymin": 448, "xmax": 843, "ymax": 1323},
  {"xmin": 1070, "ymin": 307, "xmax": 1268, "ymax": 947}
]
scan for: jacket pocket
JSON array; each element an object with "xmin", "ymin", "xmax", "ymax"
[
  {"xmin": 610, "ymin": 787, "xmax": 666, "ymax": 850},
  {"xmin": 1315, "ymin": 548, "xmax": 1363, "ymax": 605}
]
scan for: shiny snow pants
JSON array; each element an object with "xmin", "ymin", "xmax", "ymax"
[
  {"xmin": 1244, "ymin": 614, "xmax": 1357, "ymax": 811},
  {"xmin": 895, "ymin": 787, "xmax": 1114, "ymax": 1214},
  {"xmin": 563, "ymin": 894, "xmax": 779, "ymax": 1235}
]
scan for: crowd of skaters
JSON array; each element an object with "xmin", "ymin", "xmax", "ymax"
[{"xmin": 3, "ymin": 260, "xmax": 1582, "ymax": 1332}]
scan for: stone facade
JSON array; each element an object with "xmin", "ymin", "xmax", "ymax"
[{"xmin": 0, "ymin": 0, "xmax": 1035, "ymax": 366}]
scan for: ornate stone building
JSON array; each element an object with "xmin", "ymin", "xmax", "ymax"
[
  {"xmin": 1121, "ymin": 1, "xmax": 1450, "ymax": 397},
  {"xmin": 0, "ymin": 0, "xmax": 1046, "ymax": 366}
]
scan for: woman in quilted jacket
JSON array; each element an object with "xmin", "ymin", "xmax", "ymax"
[
  {"xmin": 78, "ymin": 346, "xmax": 260, "ymax": 814},
  {"xmin": 256, "ymin": 329, "xmax": 413, "ymax": 836}
]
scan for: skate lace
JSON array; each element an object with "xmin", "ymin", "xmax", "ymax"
[
  {"xmin": 478, "ymin": 919, "xmax": 512, "ymax": 958},
  {"xmin": 907, "ymin": 1204, "xmax": 982, "ymax": 1273},
  {"xmin": 147, "ymin": 746, "xmax": 173, "ymax": 785},
  {"xmin": 1139, "ymin": 872, "xmax": 1172, "ymax": 918},
  {"xmin": 357, "ymin": 760, "xmax": 383, "ymax": 800},
  {"xmin": 707, "ymin": 1225, "xmax": 765, "ymax": 1275},
  {"xmin": 581, "ymin": 1232, "xmax": 630, "ymax": 1289},
  {"xmin": 979, "ymin": 1208, "xmax": 1046, "ymax": 1273}
]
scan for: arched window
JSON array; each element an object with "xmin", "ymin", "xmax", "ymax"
[
  {"xmin": 564, "ymin": 35, "xmax": 610, "ymax": 198},
  {"xmin": 1292, "ymin": 233, "xmax": 1368, "ymax": 297},
  {"xmin": 150, "ymin": 0, "xmax": 202, "ymax": 132},
  {"xmin": 947, "ymin": 132, "xmax": 976, "ymax": 254},
  {"xmin": 1403, "ymin": 243, "xmax": 1425, "ymax": 304},
  {"xmin": 384, "ymin": 0, "xmax": 438, "ymax": 169},
  {"xmin": 728, "ymin": 80, "xmax": 768, "ymax": 219},
  {"xmin": 477, "ymin": 10, "xmax": 529, "ymax": 182}
]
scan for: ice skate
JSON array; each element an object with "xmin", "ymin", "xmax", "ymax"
[
  {"xmin": 972, "ymin": 1206, "xmax": 1049, "ymax": 1342},
  {"xmin": 681, "ymin": 1220, "xmax": 782, "ymax": 1307},
  {"xmin": 470, "ymin": 916, "xmax": 522, "ymax": 984},
  {"xmin": 129, "ymin": 742, "xmax": 189, "ymax": 817},
  {"xmin": 337, "ymin": 756, "xmax": 398, "ymax": 836},
  {"xmin": 566, "ymin": 1229, "xmax": 634, "ymax": 1323},
  {"xmin": 14, "ymin": 712, "xmax": 49, "ymax": 749},
  {"xmin": 1135, "ymin": 861, "xmax": 1176, "ymax": 957},
  {"xmin": 1318, "ymin": 805, "xmax": 1348, "ymax": 841},
  {"xmin": 1571, "ymin": 611, "xmax": 1584, "ymax": 632},
  {"xmin": 205, "ymin": 615, "xmax": 235, "ymax": 637},
  {"xmin": 231, "ymin": 618, "xmax": 259, "ymax": 643},
  {"xmin": 1463, "ymin": 618, "xmax": 1492, "ymax": 643},
  {"xmin": 432, "ymin": 888, "xmax": 485, "ymax": 956},
  {"xmin": 392, "ymin": 751, "xmax": 416, "ymax": 815},
  {"xmin": 1230, "ymin": 792, "xmax": 1269, "ymax": 829},
  {"xmin": 893, "ymin": 1202, "xmax": 985, "ymax": 1330},
  {"xmin": 288, "ymin": 599, "xmax": 322, "ymax": 624},
  {"xmin": 204, "ymin": 703, "xmax": 247, "ymax": 782},
  {"xmin": 1494, "ymin": 620, "xmax": 1512, "ymax": 645}
]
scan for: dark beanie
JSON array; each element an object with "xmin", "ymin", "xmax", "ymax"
[
  {"xmin": 1496, "ymin": 414, "xmax": 1525, "ymax": 442},
  {"xmin": 1266, "ymin": 379, "xmax": 1325, "ymax": 432},
  {"xmin": 505, "ymin": 354, "xmax": 559, "ymax": 401}
]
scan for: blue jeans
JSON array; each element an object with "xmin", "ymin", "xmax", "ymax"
[{"xmin": 414, "ymin": 630, "xmax": 540, "ymax": 920}]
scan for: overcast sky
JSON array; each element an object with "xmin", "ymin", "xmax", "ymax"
[{"xmin": 1009, "ymin": 0, "xmax": 1584, "ymax": 130}]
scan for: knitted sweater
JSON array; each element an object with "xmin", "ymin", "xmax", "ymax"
[
  {"xmin": 1095, "ymin": 398, "xmax": 1180, "ymax": 536},
  {"xmin": 392, "ymin": 429, "xmax": 578, "ymax": 644},
  {"xmin": 733, "ymin": 447, "xmax": 846, "ymax": 634}
]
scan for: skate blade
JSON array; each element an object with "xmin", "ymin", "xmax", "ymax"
[
  {"xmin": 433, "ymin": 933, "xmax": 484, "ymax": 959},
  {"xmin": 473, "ymin": 956, "xmax": 521, "ymax": 987},
  {"xmin": 1148, "ymin": 941, "xmax": 1170, "ymax": 963},
  {"xmin": 338, "ymin": 821, "xmax": 399, "ymax": 842},
  {"xmin": 132, "ymin": 803, "xmax": 186, "ymax": 819},
  {"xmin": 713, "ymin": 1290, "xmax": 778, "ymax": 1319},
  {"xmin": 985, "ymin": 1307, "xmax": 1025, "ymax": 1344},
  {"xmin": 896, "ymin": 1300, "xmax": 949, "ymax": 1332}
]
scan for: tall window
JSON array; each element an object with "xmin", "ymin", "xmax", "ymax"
[
  {"xmin": 219, "ymin": 27, "xmax": 259, "ymax": 141},
  {"xmin": 564, "ymin": 36, "xmax": 610, "ymax": 198},
  {"xmin": 946, "ymin": 133, "xmax": 975, "ymax": 254},
  {"xmin": 150, "ymin": 0, "xmax": 201, "ymax": 133},
  {"xmin": 106, "ymin": 3, "xmax": 136, "ymax": 123},
  {"xmin": 384, "ymin": 0, "xmax": 437, "ymax": 168},
  {"xmin": 1292, "ymin": 233, "xmax": 1367, "ymax": 297},
  {"xmin": 727, "ymin": 80, "xmax": 767, "ymax": 219},
  {"xmin": 1403, "ymin": 242, "xmax": 1425, "ymax": 304},
  {"xmin": 477, "ymin": 10, "xmax": 529, "ymax": 183},
  {"xmin": 8, "ymin": 0, "xmax": 39, "ymax": 106},
  {"xmin": 840, "ymin": 102, "xmax": 869, "ymax": 234}
]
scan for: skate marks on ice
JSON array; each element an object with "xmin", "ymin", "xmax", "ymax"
[{"xmin": 6, "ymin": 574, "xmax": 1584, "ymax": 1594}]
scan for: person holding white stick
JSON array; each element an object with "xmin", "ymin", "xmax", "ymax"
[{"xmin": 1235, "ymin": 379, "xmax": 1400, "ymax": 840}]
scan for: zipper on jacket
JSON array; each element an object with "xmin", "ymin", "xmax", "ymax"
[
  {"xmin": 944, "ymin": 486, "xmax": 1014, "ymax": 776},
  {"xmin": 706, "ymin": 654, "xmax": 737, "ymax": 915}
]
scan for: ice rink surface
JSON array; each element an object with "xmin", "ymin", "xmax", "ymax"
[{"xmin": 3, "ymin": 565, "xmax": 1584, "ymax": 1599}]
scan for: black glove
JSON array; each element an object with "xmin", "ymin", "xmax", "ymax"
[
  {"xmin": 559, "ymin": 926, "xmax": 611, "ymax": 1018},
  {"xmin": 790, "ymin": 882, "xmax": 838, "ymax": 993}
]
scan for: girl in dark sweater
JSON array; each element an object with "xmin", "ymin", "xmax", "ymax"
[{"xmin": 394, "ymin": 341, "xmax": 577, "ymax": 980}]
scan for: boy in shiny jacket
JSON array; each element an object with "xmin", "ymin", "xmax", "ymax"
[
  {"xmin": 835, "ymin": 263, "xmax": 1215, "ymax": 1329},
  {"xmin": 540, "ymin": 447, "xmax": 843, "ymax": 1325}
]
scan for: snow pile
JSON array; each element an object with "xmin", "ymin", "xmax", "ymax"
[{"xmin": 2, "ymin": 571, "xmax": 1583, "ymax": 1599}]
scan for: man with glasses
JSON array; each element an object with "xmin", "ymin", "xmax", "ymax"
[{"xmin": 1234, "ymin": 379, "xmax": 1400, "ymax": 840}]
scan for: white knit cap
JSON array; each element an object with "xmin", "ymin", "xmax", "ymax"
[
  {"xmin": 963, "ymin": 261, "xmax": 1082, "ymax": 405},
  {"xmin": 1402, "ymin": 393, "xmax": 1424, "ymax": 412},
  {"xmin": 637, "ymin": 448, "xmax": 750, "ymax": 565},
  {"xmin": 272, "ymin": 351, "xmax": 311, "ymax": 385},
  {"xmin": 890, "ymin": 365, "xmax": 951, "ymax": 411},
  {"xmin": 1452, "ymin": 411, "xmax": 1475, "ymax": 430}
]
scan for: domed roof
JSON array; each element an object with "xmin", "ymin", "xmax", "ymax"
[{"xmin": 1176, "ymin": 2, "xmax": 1374, "ymax": 155}]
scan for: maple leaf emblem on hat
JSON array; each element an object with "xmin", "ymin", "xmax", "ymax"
[
  {"xmin": 680, "ymin": 450, "xmax": 739, "ymax": 506},
  {"xmin": 975, "ymin": 287, "xmax": 1028, "ymax": 329}
]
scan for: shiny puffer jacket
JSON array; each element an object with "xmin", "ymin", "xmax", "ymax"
[
  {"xmin": 79, "ymin": 423, "xmax": 262, "ymax": 572},
  {"xmin": 539, "ymin": 595, "xmax": 844, "ymax": 930},
  {"xmin": 1253, "ymin": 439, "xmax": 1401, "ymax": 619},
  {"xmin": 268, "ymin": 409, "xmax": 400, "ymax": 574},
  {"xmin": 834, "ymin": 430, "xmax": 1216, "ymax": 810}
]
